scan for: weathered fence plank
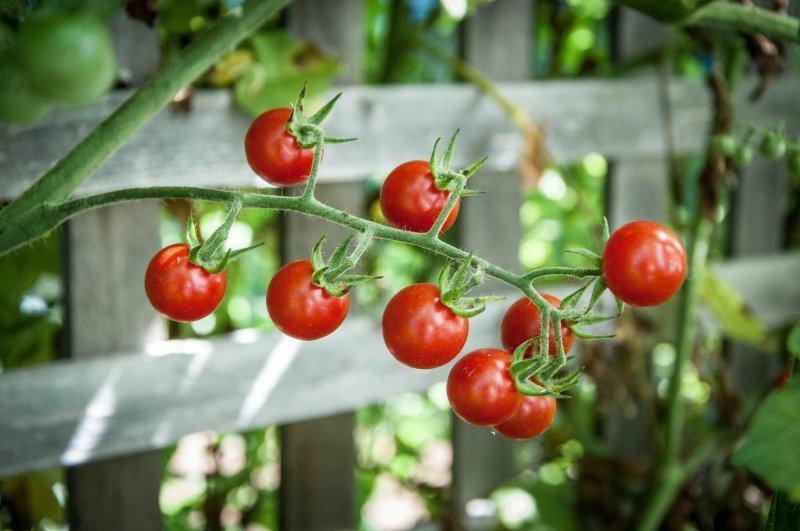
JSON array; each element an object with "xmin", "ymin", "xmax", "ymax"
[
  {"xmin": 277, "ymin": 4, "xmax": 366, "ymax": 528},
  {"xmin": 61, "ymin": 12, "xmax": 165, "ymax": 530},
  {"xmin": 453, "ymin": 1, "xmax": 533, "ymax": 526},
  {"xmin": 0, "ymin": 76, "xmax": 732, "ymax": 199}
]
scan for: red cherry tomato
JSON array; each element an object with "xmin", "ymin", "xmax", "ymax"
[
  {"xmin": 266, "ymin": 259, "xmax": 349, "ymax": 340},
  {"xmin": 602, "ymin": 221, "xmax": 687, "ymax": 307},
  {"xmin": 144, "ymin": 243, "xmax": 227, "ymax": 322},
  {"xmin": 500, "ymin": 294, "xmax": 575, "ymax": 357},
  {"xmin": 244, "ymin": 108, "xmax": 316, "ymax": 186},
  {"xmin": 382, "ymin": 283, "xmax": 469, "ymax": 369},
  {"xmin": 493, "ymin": 395, "xmax": 556, "ymax": 440},
  {"xmin": 447, "ymin": 348, "xmax": 522, "ymax": 426},
  {"xmin": 379, "ymin": 160, "xmax": 460, "ymax": 234}
]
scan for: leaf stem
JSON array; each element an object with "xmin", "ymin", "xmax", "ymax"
[{"xmin": 634, "ymin": 216, "xmax": 713, "ymax": 531}]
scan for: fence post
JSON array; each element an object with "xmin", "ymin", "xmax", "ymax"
[
  {"xmin": 454, "ymin": 1, "xmax": 532, "ymax": 526},
  {"xmin": 62, "ymin": 11, "xmax": 164, "ymax": 531},
  {"xmin": 278, "ymin": 2, "xmax": 364, "ymax": 529}
]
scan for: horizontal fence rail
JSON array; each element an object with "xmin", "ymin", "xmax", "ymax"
[
  {"xmin": 2, "ymin": 76, "xmax": 796, "ymax": 201},
  {"xmin": 0, "ymin": 77, "xmax": 717, "ymax": 198},
  {"xmin": 1, "ymin": 252, "xmax": 799, "ymax": 479}
]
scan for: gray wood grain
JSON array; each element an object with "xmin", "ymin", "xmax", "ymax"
[
  {"xmin": 1, "ymin": 254, "xmax": 797, "ymax": 479},
  {"xmin": 63, "ymin": 201, "xmax": 165, "ymax": 530},
  {"xmin": 61, "ymin": 13, "xmax": 165, "ymax": 529}
]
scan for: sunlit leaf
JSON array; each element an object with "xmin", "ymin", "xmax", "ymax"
[{"xmin": 732, "ymin": 378, "xmax": 800, "ymax": 499}]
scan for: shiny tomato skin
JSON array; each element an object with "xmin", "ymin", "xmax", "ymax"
[
  {"xmin": 144, "ymin": 243, "xmax": 227, "ymax": 322},
  {"xmin": 602, "ymin": 221, "xmax": 687, "ymax": 307},
  {"xmin": 266, "ymin": 259, "xmax": 349, "ymax": 340},
  {"xmin": 382, "ymin": 283, "xmax": 469, "ymax": 369},
  {"xmin": 493, "ymin": 395, "xmax": 557, "ymax": 440},
  {"xmin": 379, "ymin": 160, "xmax": 460, "ymax": 234},
  {"xmin": 244, "ymin": 108, "xmax": 316, "ymax": 186},
  {"xmin": 500, "ymin": 294, "xmax": 575, "ymax": 357},
  {"xmin": 447, "ymin": 348, "xmax": 522, "ymax": 426}
]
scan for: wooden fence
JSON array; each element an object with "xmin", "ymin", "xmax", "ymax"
[{"xmin": 1, "ymin": 1, "xmax": 799, "ymax": 529}]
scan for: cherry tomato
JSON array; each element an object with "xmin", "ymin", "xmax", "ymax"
[
  {"xmin": 0, "ymin": 63, "xmax": 51, "ymax": 125},
  {"xmin": 18, "ymin": 10, "xmax": 116, "ymax": 107},
  {"xmin": 602, "ymin": 221, "xmax": 687, "ymax": 307},
  {"xmin": 447, "ymin": 348, "xmax": 522, "ymax": 426},
  {"xmin": 493, "ymin": 395, "xmax": 556, "ymax": 440},
  {"xmin": 379, "ymin": 160, "xmax": 460, "ymax": 234},
  {"xmin": 144, "ymin": 243, "xmax": 227, "ymax": 322},
  {"xmin": 244, "ymin": 108, "xmax": 316, "ymax": 186},
  {"xmin": 500, "ymin": 294, "xmax": 575, "ymax": 357},
  {"xmin": 382, "ymin": 283, "xmax": 469, "ymax": 369},
  {"xmin": 266, "ymin": 259, "xmax": 349, "ymax": 340}
]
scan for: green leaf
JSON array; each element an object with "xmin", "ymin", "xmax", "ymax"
[
  {"xmin": 233, "ymin": 30, "xmax": 340, "ymax": 116},
  {"xmin": 788, "ymin": 321, "xmax": 800, "ymax": 359},
  {"xmin": 700, "ymin": 267, "xmax": 775, "ymax": 350},
  {"xmin": 766, "ymin": 491, "xmax": 800, "ymax": 531},
  {"xmin": 732, "ymin": 377, "xmax": 800, "ymax": 498}
]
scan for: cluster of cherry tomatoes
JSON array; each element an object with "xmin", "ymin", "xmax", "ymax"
[{"xmin": 144, "ymin": 102, "xmax": 688, "ymax": 441}]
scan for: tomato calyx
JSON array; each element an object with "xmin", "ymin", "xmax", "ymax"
[
  {"xmin": 308, "ymin": 229, "xmax": 380, "ymax": 297},
  {"xmin": 186, "ymin": 198, "xmax": 263, "ymax": 274},
  {"xmin": 437, "ymin": 256, "xmax": 503, "ymax": 318},
  {"xmin": 509, "ymin": 337, "xmax": 583, "ymax": 398},
  {"xmin": 429, "ymin": 130, "xmax": 487, "ymax": 197},
  {"xmin": 286, "ymin": 82, "xmax": 356, "ymax": 150}
]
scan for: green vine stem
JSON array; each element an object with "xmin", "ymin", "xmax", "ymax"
[
  {"xmin": 0, "ymin": 0, "xmax": 289, "ymax": 251},
  {"xmin": 634, "ymin": 216, "xmax": 713, "ymax": 531},
  {"xmin": 686, "ymin": 2, "xmax": 800, "ymax": 43}
]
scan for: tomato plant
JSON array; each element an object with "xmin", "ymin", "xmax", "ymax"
[
  {"xmin": 266, "ymin": 259, "xmax": 349, "ymax": 340},
  {"xmin": 144, "ymin": 243, "xmax": 228, "ymax": 322},
  {"xmin": 602, "ymin": 220, "xmax": 687, "ymax": 307},
  {"xmin": 500, "ymin": 294, "xmax": 575, "ymax": 356},
  {"xmin": 379, "ymin": 160, "xmax": 460, "ymax": 234},
  {"xmin": 17, "ymin": 10, "xmax": 116, "ymax": 107},
  {"xmin": 493, "ymin": 395, "xmax": 556, "ymax": 440},
  {"xmin": 382, "ymin": 283, "xmax": 469, "ymax": 369},
  {"xmin": 244, "ymin": 107, "xmax": 316, "ymax": 186},
  {"xmin": 446, "ymin": 348, "xmax": 522, "ymax": 426}
]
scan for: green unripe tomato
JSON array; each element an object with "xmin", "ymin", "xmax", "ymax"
[
  {"xmin": 711, "ymin": 134, "xmax": 739, "ymax": 156},
  {"xmin": 760, "ymin": 131, "xmax": 787, "ymax": 159},
  {"xmin": 733, "ymin": 144, "xmax": 754, "ymax": 166},
  {"xmin": 17, "ymin": 10, "xmax": 116, "ymax": 107},
  {"xmin": 0, "ymin": 62, "xmax": 51, "ymax": 125}
]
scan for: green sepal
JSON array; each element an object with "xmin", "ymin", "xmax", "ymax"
[
  {"xmin": 437, "ymin": 258, "xmax": 499, "ymax": 318},
  {"xmin": 185, "ymin": 210, "xmax": 201, "ymax": 250},
  {"xmin": 561, "ymin": 279, "xmax": 593, "ymax": 311},
  {"xmin": 601, "ymin": 217, "xmax": 610, "ymax": 244},
  {"xmin": 460, "ymin": 188, "xmax": 487, "ymax": 197},
  {"xmin": 307, "ymin": 230, "xmax": 378, "ymax": 298},
  {"xmin": 286, "ymin": 82, "xmax": 354, "ymax": 149},
  {"xmin": 572, "ymin": 312, "xmax": 616, "ymax": 327},
  {"xmin": 428, "ymin": 130, "xmax": 487, "ymax": 192},
  {"xmin": 186, "ymin": 198, "xmax": 260, "ymax": 274},
  {"xmin": 311, "ymin": 236, "xmax": 326, "ymax": 271},
  {"xmin": 565, "ymin": 248, "xmax": 602, "ymax": 267},
  {"xmin": 572, "ymin": 328, "xmax": 616, "ymax": 340},
  {"xmin": 584, "ymin": 276, "xmax": 608, "ymax": 315}
]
